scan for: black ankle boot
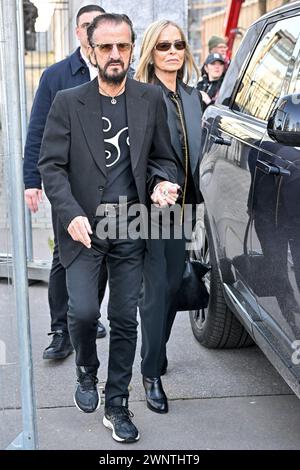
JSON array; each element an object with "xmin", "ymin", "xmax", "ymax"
[{"xmin": 142, "ymin": 376, "xmax": 168, "ymax": 414}]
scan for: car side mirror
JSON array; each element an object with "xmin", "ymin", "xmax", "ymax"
[{"xmin": 267, "ymin": 94, "xmax": 300, "ymax": 146}]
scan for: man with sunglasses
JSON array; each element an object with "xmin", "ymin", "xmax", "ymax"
[
  {"xmin": 39, "ymin": 13, "xmax": 179, "ymax": 443},
  {"xmin": 23, "ymin": 4, "xmax": 108, "ymax": 362}
]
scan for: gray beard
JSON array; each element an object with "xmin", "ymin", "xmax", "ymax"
[{"xmin": 98, "ymin": 66, "xmax": 128, "ymax": 84}]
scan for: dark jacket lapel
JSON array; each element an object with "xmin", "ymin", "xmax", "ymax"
[
  {"xmin": 125, "ymin": 78, "xmax": 149, "ymax": 173},
  {"xmin": 76, "ymin": 79, "xmax": 107, "ymax": 177},
  {"xmin": 179, "ymin": 82, "xmax": 202, "ymax": 176}
]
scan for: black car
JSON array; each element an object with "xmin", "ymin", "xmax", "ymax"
[{"xmin": 190, "ymin": 1, "xmax": 300, "ymax": 399}]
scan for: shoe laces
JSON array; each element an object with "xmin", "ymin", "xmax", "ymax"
[
  {"xmin": 109, "ymin": 406, "xmax": 134, "ymax": 422},
  {"xmin": 78, "ymin": 373, "xmax": 98, "ymax": 391},
  {"xmin": 47, "ymin": 331, "xmax": 65, "ymax": 349},
  {"xmin": 48, "ymin": 330, "xmax": 64, "ymax": 337}
]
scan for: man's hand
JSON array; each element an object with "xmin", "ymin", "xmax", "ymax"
[
  {"xmin": 151, "ymin": 181, "xmax": 181, "ymax": 208},
  {"xmin": 24, "ymin": 188, "xmax": 43, "ymax": 213},
  {"xmin": 67, "ymin": 216, "xmax": 92, "ymax": 248}
]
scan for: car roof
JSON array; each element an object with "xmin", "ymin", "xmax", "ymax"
[{"xmin": 253, "ymin": 0, "xmax": 300, "ymax": 25}]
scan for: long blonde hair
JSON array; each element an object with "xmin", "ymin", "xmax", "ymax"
[{"xmin": 135, "ymin": 20, "xmax": 199, "ymax": 84}]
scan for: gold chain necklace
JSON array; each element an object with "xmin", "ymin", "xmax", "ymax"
[
  {"xmin": 98, "ymin": 81, "xmax": 126, "ymax": 105},
  {"xmin": 170, "ymin": 93, "xmax": 189, "ymax": 225}
]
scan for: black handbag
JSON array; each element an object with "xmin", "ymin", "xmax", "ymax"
[{"xmin": 175, "ymin": 256, "xmax": 210, "ymax": 312}]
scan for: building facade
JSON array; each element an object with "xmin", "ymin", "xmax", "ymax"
[{"xmin": 69, "ymin": 0, "xmax": 188, "ymax": 64}]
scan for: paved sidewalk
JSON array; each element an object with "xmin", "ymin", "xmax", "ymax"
[
  {"xmin": 5, "ymin": 394, "xmax": 300, "ymax": 450},
  {"xmin": 2, "ymin": 273, "xmax": 300, "ymax": 450}
]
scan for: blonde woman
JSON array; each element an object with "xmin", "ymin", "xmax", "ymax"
[{"xmin": 136, "ymin": 20, "xmax": 203, "ymax": 414}]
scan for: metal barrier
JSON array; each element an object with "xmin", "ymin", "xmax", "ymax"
[
  {"xmin": 0, "ymin": 0, "xmax": 39, "ymax": 450},
  {"xmin": 0, "ymin": 0, "xmax": 70, "ymax": 450}
]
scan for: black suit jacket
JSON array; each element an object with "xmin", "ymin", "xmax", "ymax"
[
  {"xmin": 39, "ymin": 78, "xmax": 177, "ymax": 267},
  {"xmin": 161, "ymin": 81, "xmax": 203, "ymax": 204}
]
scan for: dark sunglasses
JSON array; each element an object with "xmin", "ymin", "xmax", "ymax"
[
  {"xmin": 92, "ymin": 42, "xmax": 132, "ymax": 53},
  {"xmin": 155, "ymin": 40, "xmax": 186, "ymax": 52}
]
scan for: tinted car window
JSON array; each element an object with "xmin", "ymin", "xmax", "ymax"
[
  {"xmin": 289, "ymin": 46, "xmax": 300, "ymax": 94},
  {"xmin": 218, "ymin": 21, "xmax": 264, "ymax": 107},
  {"xmin": 233, "ymin": 16, "xmax": 300, "ymax": 121}
]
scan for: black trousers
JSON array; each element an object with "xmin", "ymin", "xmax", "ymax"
[
  {"xmin": 66, "ymin": 228, "xmax": 145, "ymax": 404},
  {"xmin": 48, "ymin": 209, "xmax": 107, "ymax": 332},
  {"xmin": 139, "ymin": 231, "xmax": 186, "ymax": 377}
]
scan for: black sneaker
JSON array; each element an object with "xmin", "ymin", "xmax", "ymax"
[
  {"xmin": 42, "ymin": 330, "xmax": 74, "ymax": 360},
  {"xmin": 103, "ymin": 404, "xmax": 140, "ymax": 443},
  {"xmin": 74, "ymin": 367, "xmax": 100, "ymax": 413}
]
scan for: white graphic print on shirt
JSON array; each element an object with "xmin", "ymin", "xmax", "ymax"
[{"xmin": 102, "ymin": 117, "xmax": 130, "ymax": 168}]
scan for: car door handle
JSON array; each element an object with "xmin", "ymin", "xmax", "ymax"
[
  {"xmin": 256, "ymin": 159, "xmax": 290, "ymax": 176},
  {"xmin": 211, "ymin": 135, "xmax": 231, "ymax": 146}
]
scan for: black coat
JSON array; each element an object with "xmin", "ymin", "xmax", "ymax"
[
  {"xmin": 38, "ymin": 78, "xmax": 177, "ymax": 267},
  {"xmin": 161, "ymin": 81, "xmax": 203, "ymax": 204},
  {"xmin": 197, "ymin": 75, "xmax": 223, "ymax": 110}
]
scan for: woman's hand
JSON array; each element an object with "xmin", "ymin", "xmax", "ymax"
[{"xmin": 151, "ymin": 181, "xmax": 181, "ymax": 207}]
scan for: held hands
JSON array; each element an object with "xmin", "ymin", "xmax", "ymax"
[
  {"xmin": 67, "ymin": 183, "xmax": 181, "ymax": 245},
  {"xmin": 151, "ymin": 181, "xmax": 181, "ymax": 208},
  {"xmin": 24, "ymin": 188, "xmax": 43, "ymax": 213},
  {"xmin": 67, "ymin": 216, "xmax": 92, "ymax": 248}
]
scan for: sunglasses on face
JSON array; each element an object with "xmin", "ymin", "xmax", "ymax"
[
  {"xmin": 92, "ymin": 42, "xmax": 132, "ymax": 53},
  {"xmin": 155, "ymin": 40, "xmax": 186, "ymax": 52}
]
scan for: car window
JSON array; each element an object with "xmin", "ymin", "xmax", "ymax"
[
  {"xmin": 233, "ymin": 16, "xmax": 300, "ymax": 121},
  {"xmin": 218, "ymin": 21, "xmax": 264, "ymax": 107},
  {"xmin": 288, "ymin": 44, "xmax": 300, "ymax": 94}
]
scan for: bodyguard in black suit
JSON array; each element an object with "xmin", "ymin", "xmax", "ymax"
[{"xmin": 38, "ymin": 14, "xmax": 179, "ymax": 443}]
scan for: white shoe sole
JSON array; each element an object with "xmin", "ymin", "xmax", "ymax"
[
  {"xmin": 103, "ymin": 416, "xmax": 140, "ymax": 443},
  {"xmin": 73, "ymin": 387, "xmax": 101, "ymax": 413}
]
